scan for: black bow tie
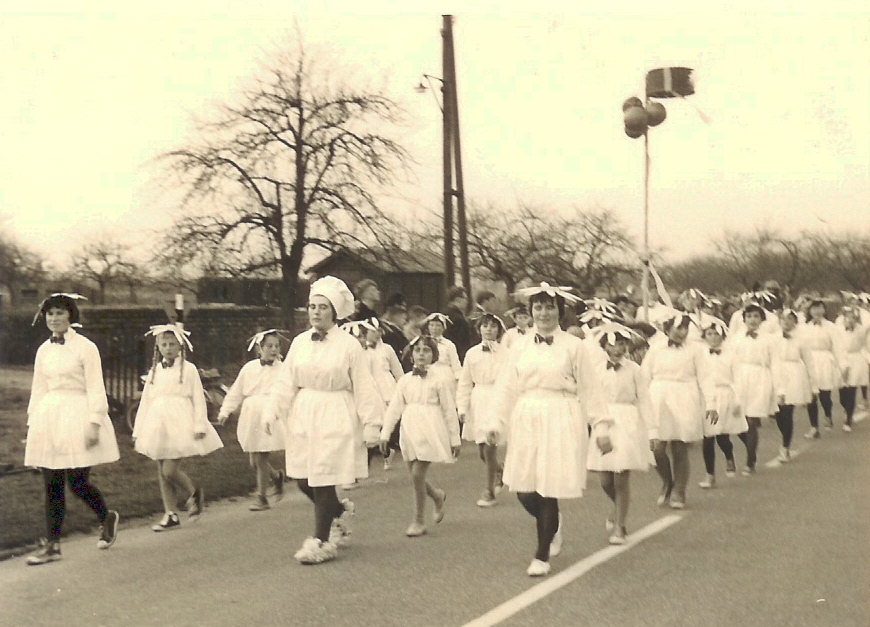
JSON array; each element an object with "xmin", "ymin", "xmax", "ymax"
[
  {"xmin": 517, "ymin": 328, "xmax": 526, "ymax": 335},
  {"xmin": 412, "ymin": 366, "xmax": 428, "ymax": 378},
  {"xmin": 50, "ymin": 335, "xmax": 65, "ymax": 345},
  {"xmin": 668, "ymin": 340, "xmax": 683, "ymax": 348},
  {"xmin": 709, "ymin": 348, "xmax": 722, "ymax": 355},
  {"xmin": 535, "ymin": 334, "xmax": 554, "ymax": 345},
  {"xmin": 311, "ymin": 332, "xmax": 326, "ymax": 342},
  {"xmin": 161, "ymin": 359, "xmax": 175, "ymax": 369},
  {"xmin": 783, "ymin": 332, "xmax": 792, "ymax": 339},
  {"xmin": 812, "ymin": 320, "xmax": 822, "ymax": 326},
  {"xmin": 606, "ymin": 361, "xmax": 622, "ymax": 371},
  {"xmin": 260, "ymin": 359, "xmax": 274, "ymax": 366},
  {"xmin": 746, "ymin": 330, "xmax": 758, "ymax": 339},
  {"xmin": 481, "ymin": 343, "xmax": 492, "ymax": 352}
]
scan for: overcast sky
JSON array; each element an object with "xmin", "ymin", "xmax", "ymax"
[{"xmin": 2, "ymin": 2, "xmax": 868, "ymax": 270}]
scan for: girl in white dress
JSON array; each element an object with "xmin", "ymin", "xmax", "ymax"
[
  {"xmin": 361, "ymin": 319, "xmax": 404, "ymax": 469},
  {"xmin": 502, "ymin": 304, "xmax": 533, "ymax": 350},
  {"xmin": 642, "ymin": 313, "xmax": 718, "ymax": 510},
  {"xmin": 802, "ymin": 300, "xmax": 841, "ymax": 438},
  {"xmin": 457, "ymin": 314, "xmax": 507, "ymax": 508},
  {"xmin": 217, "ymin": 330, "xmax": 288, "ymax": 511},
  {"xmin": 25, "ymin": 294, "xmax": 120, "ymax": 565},
  {"xmin": 729, "ymin": 304, "xmax": 778, "ymax": 475},
  {"xmin": 134, "ymin": 325, "xmax": 223, "ymax": 532},
  {"xmin": 835, "ymin": 307, "xmax": 869, "ymax": 432},
  {"xmin": 586, "ymin": 324, "xmax": 655, "ymax": 546},
  {"xmin": 772, "ymin": 310, "xmax": 816, "ymax": 461},
  {"xmin": 487, "ymin": 283, "xmax": 608, "ymax": 577},
  {"xmin": 420, "ymin": 313, "xmax": 463, "ymax": 389},
  {"xmin": 263, "ymin": 276, "xmax": 384, "ymax": 565},
  {"xmin": 380, "ymin": 335, "xmax": 461, "ymax": 537},
  {"xmin": 698, "ymin": 320, "xmax": 744, "ymax": 488}
]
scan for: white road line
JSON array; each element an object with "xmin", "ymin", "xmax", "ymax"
[
  {"xmin": 765, "ymin": 444, "xmax": 809, "ymax": 468},
  {"xmin": 462, "ymin": 514, "xmax": 683, "ymax": 627}
]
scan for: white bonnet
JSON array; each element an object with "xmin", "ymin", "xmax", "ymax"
[{"xmin": 310, "ymin": 276, "xmax": 355, "ymax": 320}]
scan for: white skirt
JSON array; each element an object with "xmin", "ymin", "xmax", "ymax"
[
  {"xmin": 777, "ymin": 360, "xmax": 813, "ymax": 406},
  {"xmin": 461, "ymin": 384, "xmax": 504, "ymax": 444},
  {"xmin": 502, "ymin": 390, "xmax": 589, "ymax": 499},
  {"xmin": 134, "ymin": 396, "xmax": 223, "ymax": 460},
  {"xmin": 809, "ymin": 350, "xmax": 839, "ymax": 391},
  {"xmin": 237, "ymin": 394, "xmax": 286, "ymax": 452},
  {"xmin": 704, "ymin": 385, "xmax": 748, "ymax": 436},
  {"xmin": 399, "ymin": 403, "xmax": 457, "ymax": 463},
  {"xmin": 25, "ymin": 391, "xmax": 120, "ymax": 469},
  {"xmin": 733, "ymin": 363, "xmax": 778, "ymax": 418},
  {"xmin": 284, "ymin": 388, "xmax": 367, "ymax": 487},
  {"xmin": 841, "ymin": 352, "xmax": 869, "ymax": 387},
  {"xmin": 648, "ymin": 380, "xmax": 705, "ymax": 442},
  {"xmin": 587, "ymin": 403, "xmax": 652, "ymax": 472}
]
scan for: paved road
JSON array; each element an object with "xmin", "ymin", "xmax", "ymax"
[{"xmin": 2, "ymin": 406, "xmax": 868, "ymax": 627}]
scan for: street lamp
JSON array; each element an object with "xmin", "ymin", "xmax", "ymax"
[{"xmin": 622, "ymin": 67, "xmax": 696, "ymax": 322}]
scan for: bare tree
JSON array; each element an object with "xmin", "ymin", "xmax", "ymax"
[
  {"xmin": 152, "ymin": 41, "xmax": 410, "ymax": 327},
  {"xmin": 68, "ymin": 237, "xmax": 141, "ymax": 304},
  {"xmin": 713, "ymin": 227, "xmax": 811, "ymax": 292},
  {"xmin": 0, "ymin": 223, "xmax": 48, "ymax": 308},
  {"xmin": 804, "ymin": 230, "xmax": 870, "ymax": 291}
]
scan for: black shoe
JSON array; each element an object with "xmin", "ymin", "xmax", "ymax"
[
  {"xmin": 151, "ymin": 512, "xmax": 181, "ymax": 532},
  {"xmin": 98, "ymin": 510, "xmax": 119, "ymax": 549},
  {"xmin": 187, "ymin": 487, "xmax": 204, "ymax": 519},
  {"xmin": 26, "ymin": 540, "xmax": 61, "ymax": 566}
]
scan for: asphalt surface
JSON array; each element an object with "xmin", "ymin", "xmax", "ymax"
[{"xmin": 1, "ymin": 405, "xmax": 868, "ymax": 627}]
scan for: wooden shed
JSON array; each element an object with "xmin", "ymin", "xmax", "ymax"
[{"xmin": 307, "ymin": 247, "xmax": 445, "ymax": 313}]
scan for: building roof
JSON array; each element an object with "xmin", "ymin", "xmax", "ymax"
[{"xmin": 307, "ymin": 247, "xmax": 443, "ymax": 275}]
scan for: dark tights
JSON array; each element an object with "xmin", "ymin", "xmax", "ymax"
[
  {"xmin": 807, "ymin": 390, "xmax": 833, "ymax": 428},
  {"xmin": 42, "ymin": 468, "xmax": 108, "ymax": 542},
  {"xmin": 839, "ymin": 387, "xmax": 857, "ymax": 425},
  {"xmin": 775, "ymin": 405, "xmax": 794, "ymax": 447},
  {"xmin": 737, "ymin": 417, "xmax": 762, "ymax": 469},
  {"xmin": 516, "ymin": 492, "xmax": 560, "ymax": 561},
  {"xmin": 296, "ymin": 479, "xmax": 344, "ymax": 542},
  {"xmin": 701, "ymin": 435, "xmax": 734, "ymax": 475}
]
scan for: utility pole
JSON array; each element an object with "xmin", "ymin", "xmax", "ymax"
[
  {"xmin": 442, "ymin": 15, "xmax": 471, "ymax": 303},
  {"xmin": 441, "ymin": 16, "xmax": 455, "ymax": 292}
]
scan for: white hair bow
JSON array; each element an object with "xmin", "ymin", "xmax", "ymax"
[{"xmin": 146, "ymin": 324, "xmax": 193, "ymax": 351}]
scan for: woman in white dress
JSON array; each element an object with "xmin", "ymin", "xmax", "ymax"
[
  {"xmin": 264, "ymin": 276, "xmax": 384, "ymax": 565},
  {"xmin": 641, "ymin": 313, "xmax": 718, "ymax": 509},
  {"xmin": 217, "ymin": 330, "xmax": 288, "ymax": 511},
  {"xmin": 25, "ymin": 294, "xmax": 120, "ymax": 565},
  {"xmin": 486, "ymin": 283, "xmax": 607, "ymax": 577},
  {"xmin": 802, "ymin": 300, "xmax": 841, "ymax": 437}
]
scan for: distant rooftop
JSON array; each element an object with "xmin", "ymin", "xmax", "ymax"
[{"xmin": 308, "ymin": 247, "xmax": 443, "ymax": 275}]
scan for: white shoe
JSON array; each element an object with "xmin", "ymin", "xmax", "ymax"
[
  {"xmin": 294, "ymin": 537, "xmax": 337, "ymax": 565},
  {"xmin": 698, "ymin": 475, "xmax": 716, "ymax": 489},
  {"xmin": 843, "ymin": 424, "xmax": 852, "ymax": 433},
  {"xmin": 527, "ymin": 558, "xmax": 551, "ymax": 577},
  {"xmin": 778, "ymin": 447, "xmax": 791, "ymax": 463},
  {"xmin": 328, "ymin": 499, "xmax": 354, "ymax": 547},
  {"xmin": 803, "ymin": 428, "xmax": 820, "ymax": 440},
  {"xmin": 549, "ymin": 514, "xmax": 563, "ymax": 557}
]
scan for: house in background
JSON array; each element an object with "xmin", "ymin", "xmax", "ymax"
[{"xmin": 307, "ymin": 247, "xmax": 445, "ymax": 313}]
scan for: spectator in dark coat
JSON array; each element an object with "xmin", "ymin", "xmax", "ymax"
[{"xmin": 443, "ymin": 286, "xmax": 474, "ymax": 362}]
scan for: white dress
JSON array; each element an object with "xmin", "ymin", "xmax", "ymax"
[
  {"xmin": 835, "ymin": 324, "xmax": 870, "ymax": 387},
  {"xmin": 641, "ymin": 341, "xmax": 715, "ymax": 442},
  {"xmin": 133, "ymin": 360, "xmax": 223, "ymax": 460},
  {"xmin": 587, "ymin": 359, "xmax": 654, "ymax": 472},
  {"xmin": 801, "ymin": 320, "xmax": 841, "ymax": 391},
  {"xmin": 381, "ymin": 370, "xmax": 461, "ymax": 463},
  {"xmin": 771, "ymin": 331, "xmax": 816, "ymax": 405},
  {"xmin": 728, "ymin": 330, "xmax": 778, "ymax": 418},
  {"xmin": 703, "ymin": 348, "xmax": 748, "ymax": 436},
  {"xmin": 502, "ymin": 326, "xmax": 532, "ymax": 350},
  {"xmin": 25, "ymin": 329, "xmax": 120, "ymax": 469},
  {"xmin": 264, "ymin": 326, "xmax": 384, "ymax": 487},
  {"xmin": 491, "ymin": 329, "xmax": 607, "ymax": 499},
  {"xmin": 220, "ymin": 359, "xmax": 286, "ymax": 452},
  {"xmin": 456, "ymin": 342, "xmax": 507, "ymax": 444},
  {"xmin": 365, "ymin": 342, "xmax": 404, "ymax": 405}
]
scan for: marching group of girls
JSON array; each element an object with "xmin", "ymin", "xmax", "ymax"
[{"xmin": 24, "ymin": 282, "xmax": 870, "ymax": 577}]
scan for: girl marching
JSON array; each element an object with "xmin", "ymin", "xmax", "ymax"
[
  {"xmin": 419, "ymin": 313, "xmax": 463, "ymax": 387},
  {"xmin": 456, "ymin": 313, "xmax": 508, "ymax": 507},
  {"xmin": 771, "ymin": 309, "xmax": 817, "ymax": 461},
  {"xmin": 379, "ymin": 335, "xmax": 461, "ymax": 537},
  {"xmin": 217, "ymin": 330, "xmax": 288, "ymax": 511},
  {"xmin": 802, "ymin": 300, "xmax": 842, "ymax": 438},
  {"xmin": 263, "ymin": 276, "xmax": 384, "ymax": 565},
  {"xmin": 487, "ymin": 283, "xmax": 608, "ymax": 577},
  {"xmin": 25, "ymin": 294, "xmax": 121, "ymax": 565},
  {"xmin": 133, "ymin": 324, "xmax": 223, "ymax": 531},
  {"xmin": 835, "ymin": 307, "xmax": 869, "ymax": 432},
  {"xmin": 586, "ymin": 323, "xmax": 655, "ymax": 545}
]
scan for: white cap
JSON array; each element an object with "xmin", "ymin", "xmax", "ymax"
[{"xmin": 310, "ymin": 276, "xmax": 355, "ymax": 320}]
